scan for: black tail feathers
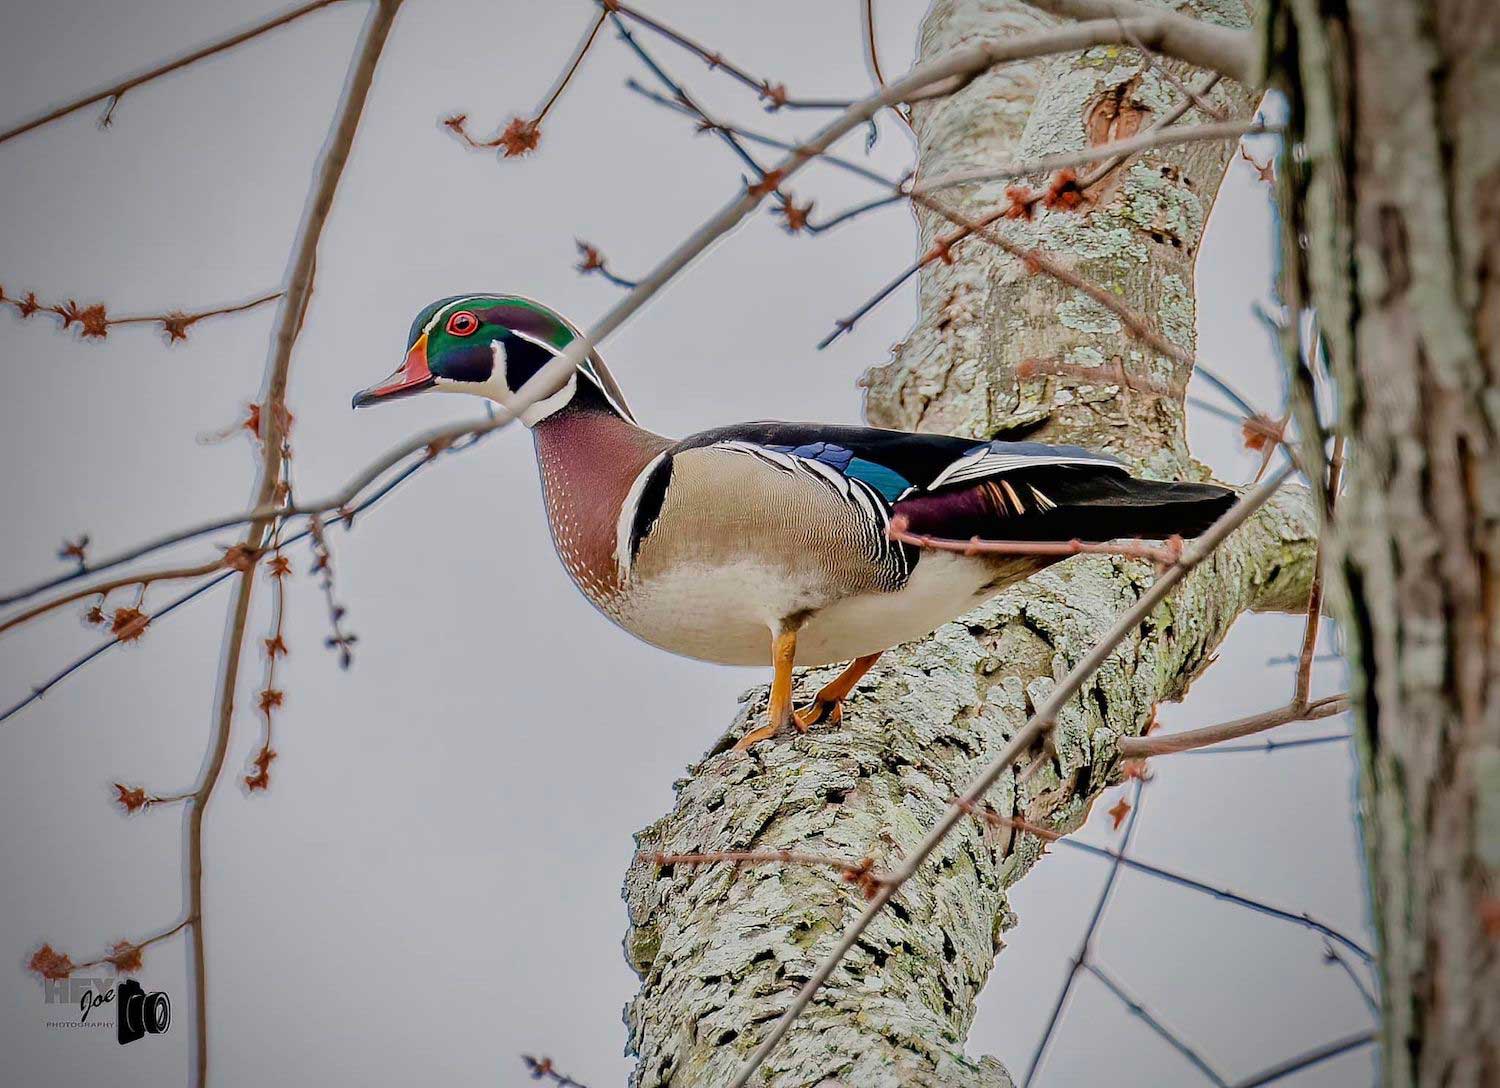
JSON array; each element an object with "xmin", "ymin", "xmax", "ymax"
[{"xmin": 893, "ymin": 467, "xmax": 1236, "ymax": 543}]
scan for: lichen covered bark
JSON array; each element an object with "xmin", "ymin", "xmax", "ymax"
[
  {"xmin": 623, "ymin": 3, "xmax": 1315, "ymax": 1084},
  {"xmin": 1268, "ymin": 1, "xmax": 1500, "ymax": 1083}
]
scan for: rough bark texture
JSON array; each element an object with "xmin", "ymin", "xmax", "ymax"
[
  {"xmin": 622, "ymin": 3, "xmax": 1318, "ymax": 1085},
  {"xmin": 1268, "ymin": 2, "xmax": 1500, "ymax": 1084}
]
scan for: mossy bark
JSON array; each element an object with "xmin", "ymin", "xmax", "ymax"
[
  {"xmin": 1268, "ymin": 1, "xmax": 1500, "ymax": 1083},
  {"xmin": 622, "ymin": 3, "xmax": 1317, "ymax": 1084}
]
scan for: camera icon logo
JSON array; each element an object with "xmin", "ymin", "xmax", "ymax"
[{"xmin": 116, "ymin": 978, "xmax": 171, "ymax": 1046}]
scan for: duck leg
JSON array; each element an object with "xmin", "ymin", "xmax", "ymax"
[
  {"xmin": 734, "ymin": 627, "xmax": 799, "ymax": 750},
  {"xmin": 793, "ymin": 652, "xmax": 882, "ymax": 729}
]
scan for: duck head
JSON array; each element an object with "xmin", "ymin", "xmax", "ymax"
[{"xmin": 352, "ymin": 294, "xmax": 633, "ymax": 425}]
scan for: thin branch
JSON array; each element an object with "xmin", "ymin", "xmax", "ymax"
[
  {"xmin": 522, "ymin": 1055, "xmax": 590, "ymax": 1087},
  {"xmin": 1169, "ymin": 732, "xmax": 1351, "ymax": 756},
  {"xmin": 114, "ymin": 783, "xmax": 194, "ymax": 813},
  {"xmin": 914, "ymin": 118, "xmax": 1262, "ymax": 200},
  {"xmin": 2, "ymin": 431, "xmax": 485, "ymax": 725},
  {"xmin": 959, "ymin": 801, "xmax": 1372, "ymax": 960},
  {"xmin": 247, "ymin": 470, "xmax": 291, "ymax": 793},
  {"xmin": 574, "ymin": 240, "xmax": 640, "ymax": 289},
  {"xmin": 605, "ymin": 0, "xmax": 851, "ymax": 111},
  {"xmin": 1228, "ymin": 1032, "xmax": 1376, "ymax": 1088},
  {"xmin": 910, "ymin": 190, "xmax": 1275, "ymax": 435},
  {"xmin": 889, "ymin": 516, "xmax": 1183, "ymax": 567},
  {"xmin": 1112, "ymin": 16, "xmax": 1226, "ymax": 122},
  {"xmin": 862, "ymin": 0, "xmax": 890, "ymax": 92},
  {"xmin": 30, "ymin": 917, "xmax": 195, "ymax": 980},
  {"xmin": 442, "ymin": 6, "xmax": 605, "ymax": 158},
  {"xmin": 1, "ymin": 287, "xmax": 282, "ymax": 343},
  {"xmin": 916, "ymin": 191, "xmax": 1198, "ymax": 374},
  {"xmin": 1070, "ymin": 70, "xmax": 1222, "ymax": 188},
  {"xmin": 1053, "ymin": 837, "xmax": 1372, "ymax": 961},
  {"xmin": 533, "ymin": 8, "xmax": 608, "ymax": 129},
  {"xmin": 307, "ymin": 514, "xmax": 357, "ymax": 668},
  {"xmin": 861, "ymin": 0, "xmax": 914, "ymax": 133},
  {"xmin": 818, "ymin": 79, "xmax": 1272, "ymax": 375},
  {"xmin": 623, "ymin": 80, "xmax": 894, "ymax": 188},
  {"xmin": 727, "ymin": 463, "xmax": 1297, "ymax": 1087},
  {"xmin": 1084, "ymin": 961, "xmax": 1229, "ymax": 1086},
  {"xmin": 1293, "ymin": 434, "xmax": 1344, "ymax": 705},
  {"xmin": 1025, "ymin": 780, "xmax": 1146, "ymax": 1086},
  {"xmin": 1117, "ymin": 694, "xmax": 1348, "ymax": 758},
  {"xmin": 0, "ymin": 0, "xmax": 350, "ymax": 145},
  {"xmin": 1322, "ymin": 941, "xmax": 1380, "ymax": 1017},
  {"xmin": 186, "ymin": 5, "xmax": 401, "ymax": 1081},
  {"xmin": 1018, "ymin": 0, "xmax": 1256, "ymax": 83},
  {"xmin": 610, "ymin": 15, "xmax": 770, "ymax": 181},
  {"xmin": 0, "ymin": 557, "xmax": 230, "ymax": 637}
]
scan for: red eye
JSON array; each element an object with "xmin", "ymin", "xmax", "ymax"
[{"xmin": 446, "ymin": 310, "xmax": 479, "ymax": 336}]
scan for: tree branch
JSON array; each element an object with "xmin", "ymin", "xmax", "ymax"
[
  {"xmin": 1019, "ymin": 0, "xmax": 1256, "ymax": 84},
  {"xmin": 1118, "ymin": 694, "xmax": 1348, "ymax": 758},
  {"xmin": 0, "ymin": 0, "xmax": 351, "ymax": 145},
  {"xmin": 183, "ymin": 3, "xmax": 402, "ymax": 1080}
]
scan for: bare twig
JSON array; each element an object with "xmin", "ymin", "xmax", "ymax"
[
  {"xmin": 1293, "ymin": 434, "xmax": 1345, "ymax": 705},
  {"xmin": 889, "ymin": 515, "xmax": 1183, "ymax": 567},
  {"xmin": 2, "ymin": 431, "xmax": 489, "ymax": 725},
  {"xmin": 307, "ymin": 515, "xmax": 357, "ymax": 668},
  {"xmin": 610, "ymin": 15, "xmax": 771, "ymax": 182},
  {"xmin": 917, "ymin": 191, "xmax": 1198, "ymax": 372},
  {"xmin": 1084, "ymin": 961, "xmax": 1229, "ymax": 1086},
  {"xmin": 1, "ymin": 287, "xmax": 282, "ymax": 343},
  {"xmin": 605, "ymin": 0, "xmax": 850, "ymax": 111},
  {"xmin": 916, "ymin": 117, "xmax": 1259, "ymax": 199},
  {"xmin": 960, "ymin": 802, "xmax": 1371, "ymax": 960},
  {"xmin": 522, "ymin": 1055, "xmax": 590, "ymax": 1087},
  {"xmin": 247, "ymin": 475, "xmax": 292, "ymax": 793},
  {"xmin": 28, "ymin": 917, "xmax": 195, "ymax": 980},
  {"xmin": 1118, "ymin": 694, "xmax": 1348, "ymax": 758},
  {"xmin": 1018, "ymin": 0, "xmax": 1256, "ymax": 83},
  {"xmin": 1228, "ymin": 1031, "xmax": 1375, "ymax": 1088},
  {"xmin": 1045, "ymin": 835, "xmax": 1372, "ymax": 961},
  {"xmin": 728, "ymin": 463, "xmax": 1296, "ymax": 1087},
  {"xmin": 0, "ymin": 0, "xmax": 350, "ymax": 145},
  {"xmin": 184, "ymin": 4, "xmax": 402, "ymax": 1080},
  {"xmin": 1321, "ymin": 941, "xmax": 1380, "ymax": 1017},
  {"xmin": 0, "ymin": 557, "xmax": 230, "ymax": 637},
  {"xmin": 862, "ymin": 0, "xmax": 914, "ymax": 133},
  {"xmin": 1112, "ymin": 16, "xmax": 1226, "ymax": 121},
  {"xmin": 443, "ymin": 7, "xmax": 606, "ymax": 157},
  {"xmin": 574, "ymin": 241, "xmax": 640, "ymax": 289},
  {"xmin": 1025, "ymin": 780, "xmax": 1146, "ymax": 1085},
  {"xmin": 1169, "ymin": 732, "xmax": 1351, "ymax": 756},
  {"xmin": 818, "ymin": 76, "xmax": 1265, "ymax": 354},
  {"xmin": 623, "ymin": 80, "xmax": 894, "ymax": 188}
]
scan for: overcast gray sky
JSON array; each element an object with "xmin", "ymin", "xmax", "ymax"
[{"xmin": 0, "ymin": 2, "xmax": 1373, "ymax": 1085}]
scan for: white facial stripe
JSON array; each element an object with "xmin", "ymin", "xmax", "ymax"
[
  {"xmin": 508, "ymin": 329, "xmax": 631, "ymax": 419},
  {"xmin": 422, "ymin": 295, "xmax": 489, "ymax": 336}
]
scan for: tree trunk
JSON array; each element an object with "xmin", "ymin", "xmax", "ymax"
[
  {"xmin": 622, "ymin": 3, "xmax": 1317, "ymax": 1084},
  {"xmin": 1268, "ymin": 2, "xmax": 1500, "ymax": 1084}
]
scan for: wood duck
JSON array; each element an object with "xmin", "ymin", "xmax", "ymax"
[{"xmin": 353, "ymin": 295, "xmax": 1235, "ymax": 749}]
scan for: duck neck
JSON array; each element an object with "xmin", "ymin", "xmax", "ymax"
[{"xmin": 531, "ymin": 401, "xmax": 671, "ymax": 607}]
